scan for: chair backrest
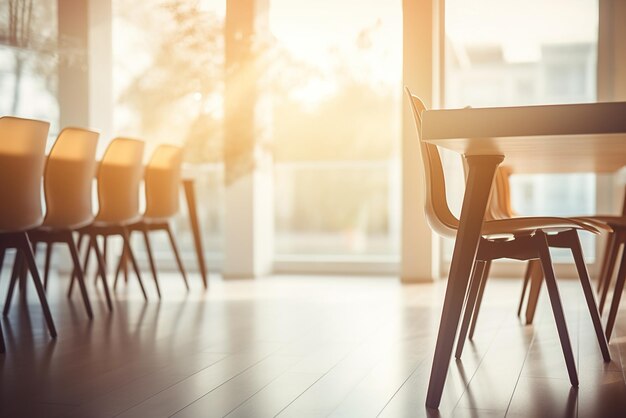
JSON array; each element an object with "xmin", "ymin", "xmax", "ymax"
[
  {"xmin": 96, "ymin": 138, "xmax": 145, "ymax": 224},
  {"xmin": 43, "ymin": 127, "xmax": 99, "ymax": 229},
  {"xmin": 404, "ymin": 87, "xmax": 459, "ymax": 238},
  {"xmin": 493, "ymin": 166, "xmax": 516, "ymax": 218},
  {"xmin": 143, "ymin": 144, "xmax": 183, "ymax": 220},
  {"xmin": 0, "ymin": 116, "xmax": 50, "ymax": 232}
]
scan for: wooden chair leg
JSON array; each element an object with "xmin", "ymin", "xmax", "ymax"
[
  {"xmin": 455, "ymin": 261, "xmax": 485, "ymax": 359},
  {"xmin": 90, "ymin": 236, "xmax": 114, "ymax": 312},
  {"xmin": 4, "ymin": 252, "xmax": 24, "ymax": 317},
  {"xmin": 468, "ymin": 260, "xmax": 491, "ymax": 340},
  {"xmin": 600, "ymin": 234, "xmax": 622, "ymax": 314},
  {"xmin": 0, "ymin": 247, "xmax": 4, "ymax": 276},
  {"xmin": 518, "ymin": 261, "xmax": 533, "ymax": 317},
  {"xmin": 69, "ymin": 233, "xmax": 91, "ymax": 297},
  {"xmin": 165, "ymin": 224, "xmax": 190, "ymax": 290},
  {"xmin": 536, "ymin": 231, "xmax": 578, "ymax": 387},
  {"xmin": 43, "ymin": 242, "xmax": 53, "ymax": 291},
  {"xmin": 113, "ymin": 245, "xmax": 126, "ymax": 290},
  {"xmin": 19, "ymin": 233, "xmax": 57, "ymax": 338},
  {"xmin": 19, "ymin": 241, "xmax": 35, "ymax": 298},
  {"xmin": 65, "ymin": 232, "xmax": 93, "ymax": 319},
  {"xmin": 605, "ymin": 249, "xmax": 626, "ymax": 342},
  {"xmin": 525, "ymin": 261, "xmax": 544, "ymax": 325},
  {"xmin": 0, "ymin": 248, "xmax": 4, "ymax": 352},
  {"xmin": 0, "ymin": 318, "xmax": 4, "ymax": 353},
  {"xmin": 102, "ymin": 236, "xmax": 108, "ymax": 275},
  {"xmin": 121, "ymin": 227, "xmax": 148, "ymax": 301},
  {"xmin": 141, "ymin": 226, "xmax": 161, "ymax": 298},
  {"xmin": 567, "ymin": 230, "xmax": 610, "ymax": 361},
  {"xmin": 596, "ymin": 232, "xmax": 615, "ymax": 292}
]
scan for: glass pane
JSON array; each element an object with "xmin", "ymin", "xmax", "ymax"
[
  {"xmin": 444, "ymin": 0, "xmax": 599, "ymax": 261},
  {"xmin": 0, "ymin": 0, "xmax": 59, "ymax": 138},
  {"xmin": 270, "ymin": 0, "xmax": 402, "ymax": 259},
  {"xmin": 112, "ymin": 0, "xmax": 226, "ymax": 266}
]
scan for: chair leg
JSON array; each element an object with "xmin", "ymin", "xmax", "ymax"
[
  {"xmin": 605, "ymin": 250, "xmax": 626, "ymax": 342},
  {"xmin": 4, "ymin": 252, "xmax": 24, "ymax": 317},
  {"xmin": 600, "ymin": 234, "xmax": 622, "ymax": 314},
  {"xmin": 567, "ymin": 230, "xmax": 610, "ymax": 361},
  {"xmin": 19, "ymin": 241, "xmax": 35, "ymax": 298},
  {"xmin": 596, "ymin": 233, "xmax": 614, "ymax": 292},
  {"xmin": 65, "ymin": 232, "xmax": 93, "ymax": 319},
  {"xmin": 141, "ymin": 226, "xmax": 161, "ymax": 298},
  {"xmin": 0, "ymin": 317, "xmax": 4, "ymax": 353},
  {"xmin": 468, "ymin": 260, "xmax": 491, "ymax": 339},
  {"xmin": 121, "ymin": 227, "xmax": 148, "ymax": 301},
  {"xmin": 518, "ymin": 261, "xmax": 533, "ymax": 317},
  {"xmin": 88, "ymin": 236, "xmax": 113, "ymax": 312},
  {"xmin": 0, "ymin": 248, "xmax": 4, "ymax": 352},
  {"xmin": 455, "ymin": 261, "xmax": 485, "ymax": 358},
  {"xmin": 113, "ymin": 245, "xmax": 126, "ymax": 290},
  {"xmin": 165, "ymin": 224, "xmax": 190, "ymax": 290},
  {"xmin": 43, "ymin": 242, "xmax": 53, "ymax": 291},
  {"xmin": 525, "ymin": 261, "xmax": 544, "ymax": 325},
  {"xmin": 19, "ymin": 233, "xmax": 57, "ymax": 338},
  {"xmin": 536, "ymin": 232, "xmax": 578, "ymax": 387},
  {"xmin": 69, "ymin": 233, "xmax": 91, "ymax": 298},
  {"xmin": 102, "ymin": 236, "xmax": 108, "ymax": 276}
]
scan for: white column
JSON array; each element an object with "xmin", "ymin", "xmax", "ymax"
[
  {"xmin": 222, "ymin": 0, "xmax": 274, "ymax": 279},
  {"xmin": 57, "ymin": 0, "xmax": 113, "ymax": 151},
  {"xmin": 400, "ymin": 0, "xmax": 443, "ymax": 282}
]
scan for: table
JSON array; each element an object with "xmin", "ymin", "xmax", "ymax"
[{"xmin": 420, "ymin": 101, "xmax": 626, "ymax": 408}]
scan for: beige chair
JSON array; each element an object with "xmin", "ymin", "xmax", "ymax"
[
  {"xmin": 0, "ymin": 116, "xmax": 56, "ymax": 352},
  {"xmin": 68, "ymin": 138, "xmax": 150, "ymax": 301},
  {"xmin": 458, "ymin": 166, "xmax": 612, "ymax": 341},
  {"xmin": 113, "ymin": 145, "xmax": 189, "ymax": 297},
  {"xmin": 405, "ymin": 88, "xmax": 609, "ymax": 396},
  {"xmin": 3, "ymin": 128, "xmax": 99, "ymax": 320}
]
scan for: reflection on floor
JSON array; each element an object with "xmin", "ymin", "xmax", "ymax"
[{"xmin": 1, "ymin": 270, "xmax": 626, "ymax": 417}]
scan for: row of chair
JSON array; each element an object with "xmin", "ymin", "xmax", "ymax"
[{"xmin": 0, "ymin": 116, "xmax": 189, "ymax": 353}]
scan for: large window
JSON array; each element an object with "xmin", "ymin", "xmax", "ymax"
[
  {"xmin": 269, "ymin": 0, "xmax": 403, "ymax": 260},
  {"xmin": 112, "ymin": 0, "xmax": 225, "ymax": 265},
  {"xmin": 444, "ymin": 0, "xmax": 599, "ymax": 261},
  {"xmin": 0, "ymin": 0, "xmax": 59, "ymax": 137}
]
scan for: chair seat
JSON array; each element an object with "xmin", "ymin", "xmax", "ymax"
[
  {"xmin": 574, "ymin": 215, "xmax": 626, "ymax": 228},
  {"xmin": 481, "ymin": 216, "xmax": 602, "ymax": 238},
  {"xmin": 92, "ymin": 214, "xmax": 143, "ymax": 228},
  {"xmin": 40, "ymin": 217, "xmax": 94, "ymax": 231}
]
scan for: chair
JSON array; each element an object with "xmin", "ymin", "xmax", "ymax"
[
  {"xmin": 3, "ymin": 128, "xmax": 101, "ymax": 319},
  {"xmin": 494, "ymin": 168, "xmax": 625, "ymax": 340},
  {"xmin": 0, "ymin": 116, "xmax": 57, "ymax": 352},
  {"xmin": 68, "ymin": 138, "xmax": 150, "ymax": 301},
  {"xmin": 113, "ymin": 145, "xmax": 189, "ymax": 297},
  {"xmin": 457, "ymin": 165, "xmax": 612, "ymax": 345},
  {"xmin": 404, "ymin": 88, "xmax": 609, "ymax": 392}
]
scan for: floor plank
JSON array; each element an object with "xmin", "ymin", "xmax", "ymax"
[{"xmin": 2, "ymin": 267, "xmax": 626, "ymax": 417}]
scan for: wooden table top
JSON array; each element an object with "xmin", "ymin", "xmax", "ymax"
[{"xmin": 421, "ymin": 101, "xmax": 626, "ymax": 174}]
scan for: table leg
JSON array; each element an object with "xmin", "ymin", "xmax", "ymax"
[
  {"xmin": 183, "ymin": 179, "xmax": 208, "ymax": 288},
  {"xmin": 426, "ymin": 154, "xmax": 503, "ymax": 409}
]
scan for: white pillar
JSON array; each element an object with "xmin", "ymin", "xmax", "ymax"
[
  {"xmin": 57, "ymin": 0, "xmax": 113, "ymax": 151},
  {"xmin": 222, "ymin": 0, "xmax": 274, "ymax": 279},
  {"xmin": 400, "ymin": 0, "xmax": 443, "ymax": 282}
]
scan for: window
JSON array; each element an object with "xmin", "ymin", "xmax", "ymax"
[
  {"xmin": 444, "ymin": 0, "xmax": 599, "ymax": 261},
  {"xmin": 112, "ymin": 0, "xmax": 226, "ymax": 266},
  {"xmin": 0, "ymin": 0, "xmax": 59, "ymax": 138},
  {"xmin": 269, "ymin": 0, "xmax": 403, "ymax": 260}
]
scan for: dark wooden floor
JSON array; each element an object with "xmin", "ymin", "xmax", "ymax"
[{"xmin": 2, "ymin": 264, "xmax": 626, "ymax": 417}]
